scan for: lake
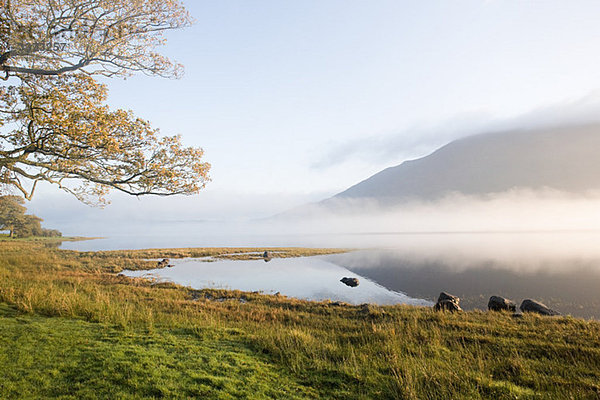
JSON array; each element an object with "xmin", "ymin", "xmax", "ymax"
[
  {"xmin": 122, "ymin": 256, "xmax": 432, "ymax": 306},
  {"xmin": 63, "ymin": 231, "xmax": 600, "ymax": 319}
]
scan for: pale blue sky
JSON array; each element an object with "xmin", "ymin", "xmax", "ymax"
[{"xmin": 30, "ymin": 0, "xmax": 600, "ymax": 224}]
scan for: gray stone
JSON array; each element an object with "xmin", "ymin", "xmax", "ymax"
[
  {"xmin": 434, "ymin": 292, "xmax": 462, "ymax": 312},
  {"xmin": 157, "ymin": 258, "xmax": 170, "ymax": 268},
  {"xmin": 488, "ymin": 296, "xmax": 517, "ymax": 312},
  {"xmin": 263, "ymin": 251, "xmax": 272, "ymax": 262},
  {"xmin": 520, "ymin": 299, "xmax": 560, "ymax": 316},
  {"xmin": 438, "ymin": 292, "xmax": 460, "ymax": 304},
  {"xmin": 340, "ymin": 277, "xmax": 359, "ymax": 287},
  {"xmin": 434, "ymin": 299, "xmax": 462, "ymax": 312}
]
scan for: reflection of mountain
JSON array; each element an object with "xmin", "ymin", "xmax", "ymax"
[
  {"xmin": 335, "ymin": 249, "xmax": 600, "ymax": 319},
  {"xmin": 333, "ymin": 124, "xmax": 600, "ymax": 204}
]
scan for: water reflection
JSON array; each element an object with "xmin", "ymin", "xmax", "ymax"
[
  {"xmin": 329, "ymin": 233, "xmax": 600, "ymax": 319},
  {"xmin": 122, "ymin": 256, "xmax": 431, "ymax": 306},
  {"xmin": 72, "ymin": 231, "xmax": 600, "ymax": 318}
]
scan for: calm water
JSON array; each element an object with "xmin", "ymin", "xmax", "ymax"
[
  {"xmin": 64, "ymin": 231, "xmax": 600, "ymax": 318},
  {"xmin": 122, "ymin": 256, "xmax": 431, "ymax": 306}
]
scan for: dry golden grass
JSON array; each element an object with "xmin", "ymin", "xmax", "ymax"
[{"xmin": 1, "ymin": 240, "xmax": 600, "ymax": 399}]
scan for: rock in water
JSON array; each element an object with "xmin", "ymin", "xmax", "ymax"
[
  {"xmin": 434, "ymin": 292, "xmax": 462, "ymax": 312},
  {"xmin": 488, "ymin": 296, "xmax": 517, "ymax": 312},
  {"xmin": 340, "ymin": 277, "xmax": 359, "ymax": 287},
  {"xmin": 520, "ymin": 299, "xmax": 560, "ymax": 316},
  {"xmin": 157, "ymin": 258, "xmax": 170, "ymax": 268}
]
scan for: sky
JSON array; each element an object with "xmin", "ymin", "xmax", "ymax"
[{"xmin": 26, "ymin": 0, "xmax": 600, "ymax": 228}]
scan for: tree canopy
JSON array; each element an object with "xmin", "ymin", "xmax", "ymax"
[
  {"xmin": 0, "ymin": 194, "xmax": 59, "ymax": 237},
  {"xmin": 0, "ymin": 0, "xmax": 210, "ymax": 204},
  {"xmin": 1, "ymin": 0, "xmax": 191, "ymax": 79}
]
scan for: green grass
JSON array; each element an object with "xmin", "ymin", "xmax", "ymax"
[
  {"xmin": 1, "ymin": 241, "xmax": 600, "ymax": 399},
  {"xmin": 0, "ymin": 304, "xmax": 314, "ymax": 399}
]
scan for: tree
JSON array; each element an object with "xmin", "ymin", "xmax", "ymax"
[
  {"xmin": 1, "ymin": 0, "xmax": 191, "ymax": 79},
  {"xmin": 0, "ymin": 195, "xmax": 61, "ymax": 237},
  {"xmin": 0, "ymin": 194, "xmax": 26, "ymax": 237},
  {"xmin": 12, "ymin": 213, "xmax": 43, "ymax": 237},
  {"xmin": 0, "ymin": 0, "xmax": 210, "ymax": 204}
]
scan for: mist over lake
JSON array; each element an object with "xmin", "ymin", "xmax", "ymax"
[{"xmin": 62, "ymin": 227, "xmax": 600, "ymax": 319}]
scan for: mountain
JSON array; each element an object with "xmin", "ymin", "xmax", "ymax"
[{"xmin": 332, "ymin": 124, "xmax": 600, "ymax": 204}]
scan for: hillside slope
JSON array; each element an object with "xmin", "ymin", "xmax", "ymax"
[{"xmin": 334, "ymin": 124, "xmax": 600, "ymax": 203}]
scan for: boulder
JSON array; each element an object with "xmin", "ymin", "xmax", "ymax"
[
  {"xmin": 434, "ymin": 292, "xmax": 462, "ymax": 312},
  {"xmin": 434, "ymin": 299, "xmax": 463, "ymax": 312},
  {"xmin": 520, "ymin": 299, "xmax": 560, "ymax": 316},
  {"xmin": 340, "ymin": 277, "xmax": 359, "ymax": 287},
  {"xmin": 263, "ymin": 251, "xmax": 272, "ymax": 262},
  {"xmin": 438, "ymin": 292, "xmax": 460, "ymax": 304},
  {"xmin": 157, "ymin": 258, "xmax": 170, "ymax": 268},
  {"xmin": 488, "ymin": 296, "xmax": 517, "ymax": 312}
]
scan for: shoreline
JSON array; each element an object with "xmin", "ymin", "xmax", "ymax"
[
  {"xmin": 0, "ymin": 235, "xmax": 104, "ymax": 243},
  {"xmin": 83, "ymin": 247, "xmax": 350, "ymax": 271}
]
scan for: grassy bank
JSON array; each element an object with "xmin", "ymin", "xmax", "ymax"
[
  {"xmin": 0, "ymin": 234, "xmax": 99, "ymax": 243},
  {"xmin": 1, "ymin": 241, "xmax": 599, "ymax": 399}
]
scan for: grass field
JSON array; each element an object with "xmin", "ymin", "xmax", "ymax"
[{"xmin": 1, "ymin": 240, "xmax": 599, "ymax": 399}]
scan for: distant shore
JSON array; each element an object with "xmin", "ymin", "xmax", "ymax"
[
  {"xmin": 88, "ymin": 247, "xmax": 349, "ymax": 272},
  {"xmin": 0, "ymin": 235, "xmax": 103, "ymax": 243}
]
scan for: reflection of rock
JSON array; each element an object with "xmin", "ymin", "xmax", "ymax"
[
  {"xmin": 263, "ymin": 251, "xmax": 272, "ymax": 262},
  {"xmin": 340, "ymin": 277, "xmax": 359, "ymax": 287},
  {"xmin": 520, "ymin": 299, "xmax": 560, "ymax": 316},
  {"xmin": 434, "ymin": 292, "xmax": 462, "ymax": 312},
  {"xmin": 488, "ymin": 296, "xmax": 517, "ymax": 312}
]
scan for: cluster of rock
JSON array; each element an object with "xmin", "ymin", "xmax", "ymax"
[
  {"xmin": 156, "ymin": 258, "xmax": 173, "ymax": 268},
  {"xmin": 433, "ymin": 292, "xmax": 561, "ymax": 316}
]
